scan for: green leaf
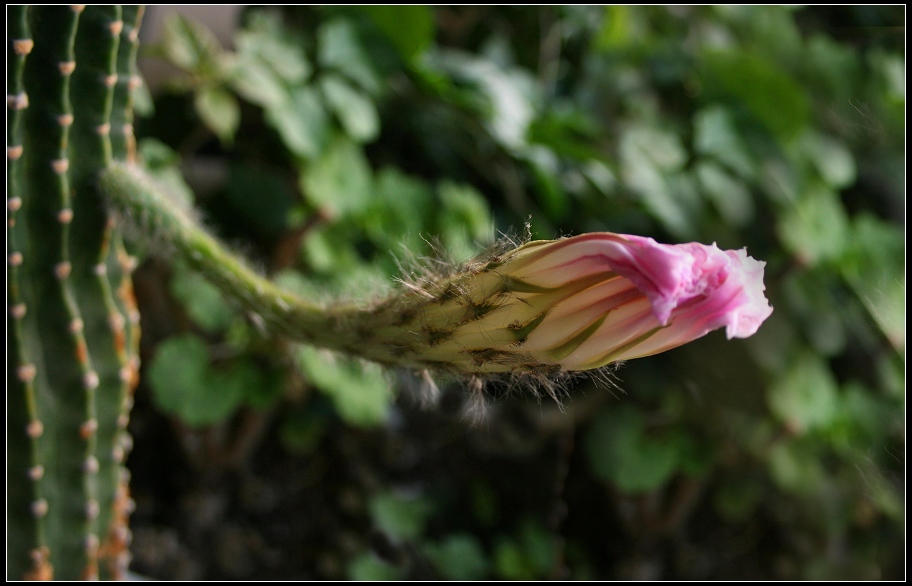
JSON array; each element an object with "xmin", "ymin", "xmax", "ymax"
[
  {"xmin": 493, "ymin": 521, "xmax": 556, "ymax": 580},
  {"xmin": 295, "ymin": 345, "xmax": 390, "ymax": 426},
  {"xmin": 828, "ymin": 382, "xmax": 885, "ymax": 449},
  {"xmin": 516, "ymin": 521, "xmax": 557, "ymax": 576},
  {"xmin": 265, "ymin": 86, "xmax": 330, "ymax": 160},
  {"xmin": 619, "ymin": 123, "xmax": 700, "ymax": 238},
  {"xmin": 160, "ymin": 13, "xmax": 224, "ymax": 75},
  {"xmin": 424, "ymin": 534, "xmax": 488, "ymax": 581},
  {"xmin": 840, "ymin": 214, "xmax": 905, "ymax": 352},
  {"xmin": 693, "ymin": 105, "xmax": 756, "ymax": 179},
  {"xmin": 230, "ymin": 53, "xmax": 288, "ymax": 109},
  {"xmin": 362, "ymin": 5, "xmax": 435, "ymax": 62},
  {"xmin": 585, "ymin": 405, "xmax": 680, "ymax": 494},
  {"xmin": 738, "ymin": 6, "xmax": 803, "ymax": 64},
  {"xmin": 194, "ymin": 86, "xmax": 240, "ymax": 145},
  {"xmin": 596, "ymin": 6, "xmax": 635, "ymax": 50},
  {"xmin": 297, "ymin": 226, "xmax": 362, "ymax": 275},
  {"xmin": 170, "ymin": 262, "xmax": 237, "ymax": 333},
  {"xmin": 701, "ymin": 49, "xmax": 810, "ymax": 143},
  {"xmin": 430, "ymin": 49, "xmax": 538, "ymax": 149},
  {"xmin": 800, "ymin": 132, "xmax": 856, "ymax": 189},
  {"xmin": 767, "ymin": 352, "xmax": 840, "ymax": 434},
  {"xmin": 871, "ymin": 50, "xmax": 906, "ymax": 105},
  {"xmin": 696, "ymin": 160, "xmax": 755, "ymax": 226},
  {"xmin": 767, "ymin": 440, "xmax": 825, "ymax": 495},
  {"xmin": 320, "ymin": 74, "xmax": 380, "ymax": 142},
  {"xmin": 494, "ymin": 541, "xmax": 529, "ymax": 580},
  {"xmin": 236, "ymin": 11, "xmax": 311, "ymax": 85},
  {"xmin": 366, "ymin": 168, "xmax": 434, "ymax": 251},
  {"xmin": 621, "ymin": 123, "xmax": 687, "ymax": 172},
  {"xmin": 347, "ymin": 553, "xmax": 401, "ymax": 581},
  {"xmin": 318, "ymin": 19, "xmax": 382, "ymax": 95},
  {"xmin": 527, "ymin": 105, "xmax": 603, "ymax": 159},
  {"xmin": 805, "ymin": 34, "xmax": 860, "ymax": 103},
  {"xmin": 777, "ymin": 183, "xmax": 849, "ymax": 266},
  {"xmin": 368, "ymin": 491, "xmax": 433, "ymax": 540},
  {"xmin": 302, "ymin": 137, "xmax": 373, "ymax": 217},
  {"xmin": 759, "ymin": 156, "xmax": 800, "ymax": 206},
  {"xmin": 230, "ymin": 12, "xmax": 312, "ymax": 110},
  {"xmin": 484, "ymin": 69, "xmax": 537, "ymax": 150},
  {"xmin": 147, "ymin": 334, "xmax": 245, "ymax": 427},
  {"xmin": 437, "ymin": 181, "xmax": 492, "ymax": 261},
  {"xmin": 781, "ymin": 270, "xmax": 847, "ymax": 357},
  {"xmin": 580, "ymin": 159, "xmax": 617, "ymax": 195},
  {"xmin": 229, "ymin": 55, "xmax": 290, "ymax": 110},
  {"xmin": 148, "ymin": 334, "xmax": 209, "ymax": 415},
  {"xmin": 525, "ymin": 146, "xmax": 568, "ymax": 220}
]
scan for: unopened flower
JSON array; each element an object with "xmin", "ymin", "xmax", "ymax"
[
  {"xmin": 101, "ymin": 164, "xmax": 773, "ymax": 378},
  {"xmin": 378, "ymin": 232, "xmax": 773, "ymax": 374}
]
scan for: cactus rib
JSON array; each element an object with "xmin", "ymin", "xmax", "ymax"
[
  {"xmin": 7, "ymin": 5, "xmax": 51, "ymax": 581},
  {"xmin": 99, "ymin": 6, "xmax": 146, "ymax": 579},
  {"xmin": 109, "ymin": 5, "xmax": 143, "ymax": 164},
  {"xmin": 68, "ymin": 6, "xmax": 138, "ymax": 580}
]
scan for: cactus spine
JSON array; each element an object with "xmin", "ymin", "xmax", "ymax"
[{"xmin": 7, "ymin": 6, "xmax": 143, "ymax": 580}]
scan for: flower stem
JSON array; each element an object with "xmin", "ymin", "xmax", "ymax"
[
  {"xmin": 100, "ymin": 163, "xmax": 325, "ymax": 332},
  {"xmin": 100, "ymin": 163, "xmax": 433, "ymax": 369}
]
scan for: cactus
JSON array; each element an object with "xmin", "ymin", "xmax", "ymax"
[{"xmin": 7, "ymin": 6, "xmax": 143, "ymax": 580}]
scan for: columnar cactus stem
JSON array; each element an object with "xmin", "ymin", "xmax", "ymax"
[{"xmin": 7, "ymin": 6, "xmax": 143, "ymax": 580}]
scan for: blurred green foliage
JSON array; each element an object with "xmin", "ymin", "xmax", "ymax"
[{"xmin": 133, "ymin": 6, "xmax": 903, "ymax": 580}]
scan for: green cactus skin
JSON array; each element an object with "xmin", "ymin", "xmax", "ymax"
[{"xmin": 7, "ymin": 6, "xmax": 142, "ymax": 580}]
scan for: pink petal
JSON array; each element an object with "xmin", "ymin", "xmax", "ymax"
[{"xmin": 509, "ymin": 233, "xmax": 773, "ymax": 368}]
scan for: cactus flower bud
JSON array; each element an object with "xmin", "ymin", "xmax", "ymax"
[
  {"xmin": 399, "ymin": 233, "xmax": 773, "ymax": 374},
  {"xmin": 101, "ymin": 164, "xmax": 774, "ymax": 377}
]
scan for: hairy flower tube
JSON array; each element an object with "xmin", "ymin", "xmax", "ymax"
[
  {"xmin": 379, "ymin": 232, "xmax": 774, "ymax": 374},
  {"xmin": 102, "ymin": 164, "xmax": 773, "ymax": 376}
]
